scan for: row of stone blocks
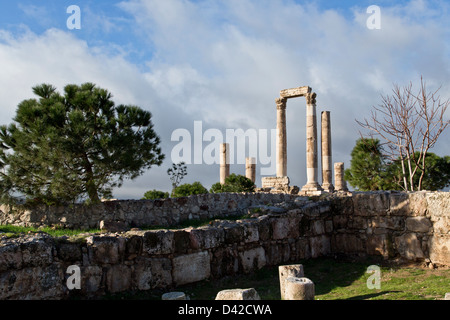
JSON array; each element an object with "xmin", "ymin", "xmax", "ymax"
[{"xmin": 163, "ymin": 264, "xmax": 314, "ymax": 301}]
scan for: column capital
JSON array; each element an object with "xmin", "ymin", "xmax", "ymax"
[
  {"xmin": 305, "ymin": 92, "xmax": 317, "ymax": 105},
  {"xmin": 276, "ymin": 97, "xmax": 287, "ymax": 110}
]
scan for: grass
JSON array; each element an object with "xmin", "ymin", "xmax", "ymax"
[
  {"xmin": 0, "ymin": 224, "xmax": 101, "ymax": 238},
  {"xmin": 167, "ymin": 258, "xmax": 450, "ymax": 301}
]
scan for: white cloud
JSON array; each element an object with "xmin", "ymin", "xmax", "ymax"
[{"xmin": 0, "ymin": 0, "xmax": 449, "ymax": 197}]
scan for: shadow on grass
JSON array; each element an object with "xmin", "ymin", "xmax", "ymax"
[
  {"xmin": 176, "ymin": 257, "xmax": 385, "ymax": 300},
  {"xmin": 300, "ymin": 257, "xmax": 373, "ymax": 297},
  {"xmin": 347, "ymin": 291, "xmax": 401, "ymax": 300}
]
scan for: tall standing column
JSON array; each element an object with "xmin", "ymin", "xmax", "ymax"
[
  {"xmin": 245, "ymin": 157, "xmax": 256, "ymax": 183},
  {"xmin": 301, "ymin": 92, "xmax": 323, "ymax": 193},
  {"xmin": 321, "ymin": 111, "xmax": 334, "ymax": 192},
  {"xmin": 220, "ymin": 143, "xmax": 230, "ymax": 184},
  {"xmin": 276, "ymin": 98, "xmax": 287, "ymax": 177}
]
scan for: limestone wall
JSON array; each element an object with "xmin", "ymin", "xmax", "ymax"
[
  {"xmin": 0, "ymin": 193, "xmax": 299, "ymax": 229},
  {"xmin": 0, "ymin": 191, "xmax": 448, "ymax": 300}
]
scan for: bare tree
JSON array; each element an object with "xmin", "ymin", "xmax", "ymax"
[{"xmin": 356, "ymin": 77, "xmax": 449, "ymax": 191}]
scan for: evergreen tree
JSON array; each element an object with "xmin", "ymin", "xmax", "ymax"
[
  {"xmin": 0, "ymin": 83, "xmax": 164, "ymax": 205},
  {"xmin": 344, "ymin": 138, "xmax": 387, "ymax": 191}
]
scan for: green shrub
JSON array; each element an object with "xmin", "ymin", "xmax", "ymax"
[
  {"xmin": 172, "ymin": 182, "xmax": 208, "ymax": 197},
  {"xmin": 142, "ymin": 189, "xmax": 170, "ymax": 200},
  {"xmin": 210, "ymin": 174, "xmax": 255, "ymax": 193}
]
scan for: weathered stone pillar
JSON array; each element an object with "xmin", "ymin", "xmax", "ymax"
[
  {"xmin": 283, "ymin": 277, "xmax": 315, "ymax": 300},
  {"xmin": 334, "ymin": 162, "xmax": 348, "ymax": 191},
  {"xmin": 245, "ymin": 157, "xmax": 256, "ymax": 183},
  {"xmin": 279, "ymin": 264, "xmax": 304, "ymax": 300},
  {"xmin": 321, "ymin": 111, "xmax": 334, "ymax": 192},
  {"xmin": 301, "ymin": 92, "xmax": 323, "ymax": 194},
  {"xmin": 276, "ymin": 98, "xmax": 287, "ymax": 178},
  {"xmin": 220, "ymin": 143, "xmax": 230, "ymax": 184}
]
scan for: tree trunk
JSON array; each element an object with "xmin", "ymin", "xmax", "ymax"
[
  {"xmin": 399, "ymin": 148, "xmax": 408, "ymax": 191},
  {"xmin": 83, "ymin": 152, "xmax": 101, "ymax": 203}
]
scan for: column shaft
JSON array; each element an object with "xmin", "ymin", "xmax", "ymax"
[
  {"xmin": 276, "ymin": 98, "xmax": 287, "ymax": 177},
  {"xmin": 321, "ymin": 111, "xmax": 334, "ymax": 192},
  {"xmin": 220, "ymin": 143, "xmax": 230, "ymax": 184},
  {"xmin": 334, "ymin": 162, "xmax": 348, "ymax": 191},
  {"xmin": 245, "ymin": 157, "xmax": 256, "ymax": 183},
  {"xmin": 301, "ymin": 93, "xmax": 322, "ymax": 193}
]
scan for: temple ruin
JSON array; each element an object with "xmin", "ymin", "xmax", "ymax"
[{"xmin": 219, "ymin": 85, "xmax": 347, "ymax": 195}]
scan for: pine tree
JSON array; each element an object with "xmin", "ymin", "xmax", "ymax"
[
  {"xmin": 0, "ymin": 83, "xmax": 164, "ymax": 205},
  {"xmin": 344, "ymin": 138, "xmax": 386, "ymax": 191}
]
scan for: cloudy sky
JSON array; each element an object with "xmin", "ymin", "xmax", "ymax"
[{"xmin": 0, "ymin": 0, "xmax": 449, "ymax": 198}]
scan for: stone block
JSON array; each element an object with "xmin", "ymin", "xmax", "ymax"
[
  {"xmin": 309, "ymin": 235, "xmax": 330, "ymax": 258},
  {"xmin": 86, "ymin": 235, "xmax": 122, "ymax": 264},
  {"xmin": 215, "ymin": 288, "xmax": 261, "ymax": 300},
  {"xmin": 406, "ymin": 217, "xmax": 432, "ymax": 233},
  {"xmin": 80, "ymin": 266, "xmax": 103, "ymax": 294},
  {"xmin": 367, "ymin": 234, "xmax": 393, "ymax": 258},
  {"xmin": 395, "ymin": 233, "xmax": 424, "ymax": 260},
  {"xmin": 172, "ymin": 251, "xmax": 211, "ymax": 286},
  {"xmin": 106, "ymin": 264, "xmax": 131, "ymax": 293},
  {"xmin": 224, "ymin": 224, "xmax": 244, "ymax": 244},
  {"xmin": 0, "ymin": 242, "xmax": 23, "ymax": 271},
  {"xmin": 283, "ymin": 277, "xmax": 315, "ymax": 300},
  {"xmin": 261, "ymin": 177, "xmax": 290, "ymax": 189},
  {"xmin": 239, "ymin": 247, "xmax": 266, "ymax": 273},
  {"xmin": 56, "ymin": 241, "xmax": 83, "ymax": 263},
  {"xmin": 173, "ymin": 230, "xmax": 191, "ymax": 254},
  {"xmin": 428, "ymin": 235, "xmax": 450, "ymax": 266},
  {"xmin": 240, "ymin": 220, "xmax": 259, "ymax": 243},
  {"xmin": 272, "ymin": 217, "xmax": 290, "ymax": 240},
  {"xmin": 210, "ymin": 247, "xmax": 239, "ymax": 278},
  {"xmin": 19, "ymin": 235, "xmax": 54, "ymax": 268},
  {"xmin": 332, "ymin": 233, "xmax": 364, "ymax": 254},
  {"xmin": 162, "ymin": 292, "xmax": 188, "ymax": 300},
  {"xmin": 189, "ymin": 226, "xmax": 224, "ymax": 250},
  {"xmin": 353, "ymin": 192, "xmax": 390, "ymax": 216},
  {"xmin": 143, "ymin": 230, "xmax": 174, "ymax": 255},
  {"xmin": 99, "ymin": 220, "xmax": 128, "ymax": 232},
  {"xmin": 280, "ymin": 86, "xmax": 311, "ymax": 98}
]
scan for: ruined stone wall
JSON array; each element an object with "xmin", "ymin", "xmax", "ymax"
[
  {"xmin": 0, "ymin": 191, "xmax": 448, "ymax": 300},
  {"xmin": 0, "ymin": 193, "xmax": 299, "ymax": 229}
]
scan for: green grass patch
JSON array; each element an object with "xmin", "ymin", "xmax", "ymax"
[
  {"xmin": 168, "ymin": 258, "xmax": 450, "ymax": 300},
  {"xmin": 0, "ymin": 224, "xmax": 101, "ymax": 238}
]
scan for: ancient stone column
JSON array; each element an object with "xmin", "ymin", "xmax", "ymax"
[
  {"xmin": 279, "ymin": 264, "xmax": 304, "ymax": 300},
  {"xmin": 220, "ymin": 143, "xmax": 230, "ymax": 184},
  {"xmin": 245, "ymin": 157, "xmax": 256, "ymax": 183},
  {"xmin": 301, "ymin": 93, "xmax": 323, "ymax": 194},
  {"xmin": 334, "ymin": 162, "xmax": 348, "ymax": 191},
  {"xmin": 276, "ymin": 98, "xmax": 287, "ymax": 177},
  {"xmin": 321, "ymin": 111, "xmax": 334, "ymax": 192},
  {"xmin": 283, "ymin": 277, "xmax": 315, "ymax": 300}
]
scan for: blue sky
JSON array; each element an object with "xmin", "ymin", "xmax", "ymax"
[{"xmin": 0, "ymin": 0, "xmax": 449, "ymax": 197}]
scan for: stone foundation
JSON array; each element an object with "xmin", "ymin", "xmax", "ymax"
[{"xmin": 0, "ymin": 191, "xmax": 449, "ymax": 300}]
